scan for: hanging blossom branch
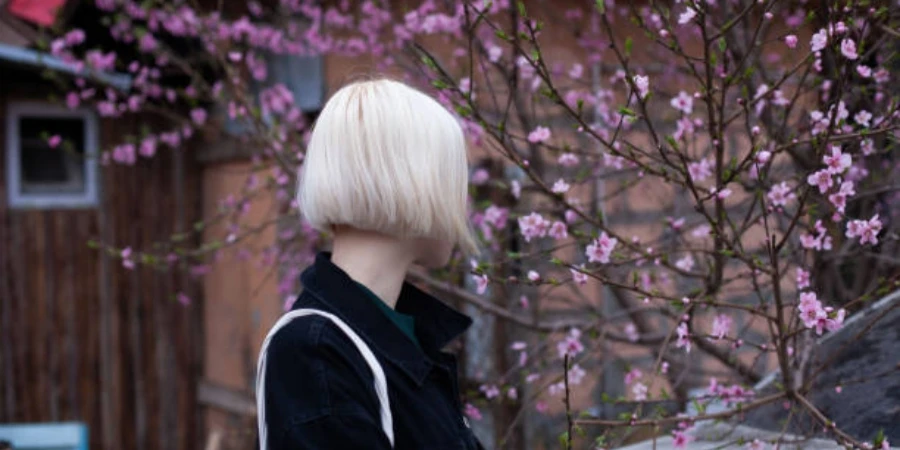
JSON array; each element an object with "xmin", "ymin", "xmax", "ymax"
[{"xmin": 44, "ymin": 0, "xmax": 900, "ymax": 448}]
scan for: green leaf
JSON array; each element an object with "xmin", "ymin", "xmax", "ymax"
[
  {"xmin": 517, "ymin": 1, "xmax": 526, "ymax": 17},
  {"xmin": 420, "ymin": 55, "xmax": 436, "ymax": 70},
  {"xmin": 718, "ymin": 38, "xmax": 727, "ymax": 52},
  {"xmin": 618, "ymin": 107, "xmax": 636, "ymax": 117},
  {"xmin": 558, "ymin": 432, "xmax": 570, "ymax": 447},
  {"xmin": 595, "ymin": 0, "xmax": 606, "ymax": 14},
  {"xmin": 624, "ymin": 37, "xmax": 633, "ymax": 58},
  {"xmin": 431, "ymin": 79, "xmax": 448, "ymax": 89},
  {"xmin": 665, "ymin": 135, "xmax": 678, "ymax": 148}
]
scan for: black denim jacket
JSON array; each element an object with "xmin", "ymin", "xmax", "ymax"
[{"xmin": 263, "ymin": 253, "xmax": 485, "ymax": 449}]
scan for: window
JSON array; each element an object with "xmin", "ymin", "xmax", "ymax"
[
  {"xmin": 222, "ymin": 53, "xmax": 323, "ymax": 136},
  {"xmin": 6, "ymin": 102, "xmax": 99, "ymax": 208}
]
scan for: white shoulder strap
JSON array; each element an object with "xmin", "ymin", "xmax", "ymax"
[{"xmin": 256, "ymin": 308, "xmax": 394, "ymax": 449}]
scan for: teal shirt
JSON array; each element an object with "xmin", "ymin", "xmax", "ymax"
[{"xmin": 354, "ymin": 281, "xmax": 421, "ymax": 349}]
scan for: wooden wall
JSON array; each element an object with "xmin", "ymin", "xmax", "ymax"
[{"xmin": 0, "ymin": 67, "xmax": 204, "ymax": 450}]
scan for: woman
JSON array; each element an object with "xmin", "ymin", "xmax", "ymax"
[{"xmin": 257, "ymin": 78, "xmax": 484, "ymax": 449}]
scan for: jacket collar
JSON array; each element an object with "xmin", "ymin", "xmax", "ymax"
[{"xmin": 294, "ymin": 252, "xmax": 472, "ymax": 386}]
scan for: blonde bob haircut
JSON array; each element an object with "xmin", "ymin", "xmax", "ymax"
[{"xmin": 298, "ymin": 78, "xmax": 479, "ymax": 255}]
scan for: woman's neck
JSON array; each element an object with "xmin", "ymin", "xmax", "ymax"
[{"xmin": 330, "ymin": 228, "xmax": 415, "ymax": 309}]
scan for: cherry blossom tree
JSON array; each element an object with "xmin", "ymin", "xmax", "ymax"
[{"xmin": 45, "ymin": 0, "xmax": 900, "ymax": 448}]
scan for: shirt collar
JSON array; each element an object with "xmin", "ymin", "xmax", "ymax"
[{"xmin": 294, "ymin": 252, "xmax": 472, "ymax": 385}]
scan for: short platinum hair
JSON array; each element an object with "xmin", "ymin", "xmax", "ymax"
[{"xmin": 298, "ymin": 78, "xmax": 478, "ymax": 255}]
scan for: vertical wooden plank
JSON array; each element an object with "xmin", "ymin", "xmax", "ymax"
[
  {"xmin": 0, "ymin": 88, "xmax": 14, "ymax": 422},
  {"xmin": 10, "ymin": 213, "xmax": 29, "ymax": 422},
  {"xmin": 82, "ymin": 210, "xmax": 101, "ymax": 447},
  {"xmin": 62, "ymin": 211, "xmax": 80, "ymax": 420},
  {"xmin": 43, "ymin": 210, "xmax": 60, "ymax": 421},
  {"xmin": 183, "ymin": 151, "xmax": 203, "ymax": 450},
  {"xmin": 31, "ymin": 211, "xmax": 47, "ymax": 421},
  {"xmin": 155, "ymin": 150, "xmax": 176, "ymax": 450},
  {"xmin": 0, "ymin": 212, "xmax": 12, "ymax": 422},
  {"xmin": 97, "ymin": 124, "xmax": 117, "ymax": 450},
  {"xmin": 126, "ymin": 155, "xmax": 148, "ymax": 450}
]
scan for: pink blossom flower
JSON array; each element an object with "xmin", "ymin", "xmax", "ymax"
[
  {"xmin": 66, "ymin": 92, "xmax": 80, "ymax": 109},
  {"xmin": 112, "ymin": 143, "xmax": 136, "ymax": 165},
  {"xmin": 840, "ymin": 38, "xmax": 858, "ymax": 60},
  {"xmin": 47, "ymin": 135, "xmax": 62, "ymax": 148},
  {"xmin": 510, "ymin": 180, "xmax": 521, "ymax": 199},
  {"xmin": 785, "ymin": 34, "xmax": 798, "ymax": 48},
  {"xmin": 139, "ymin": 137, "xmax": 157, "ymax": 158},
  {"xmin": 670, "ymin": 91, "xmax": 693, "ymax": 114},
  {"xmin": 624, "ymin": 368, "xmax": 643, "ymax": 385},
  {"xmin": 624, "ymin": 323, "xmax": 639, "ymax": 342},
  {"xmin": 518, "ymin": 212, "xmax": 550, "ymax": 242},
  {"xmin": 810, "ymin": 29, "xmax": 828, "ymax": 52},
  {"xmin": 471, "ymin": 168, "xmax": 490, "ymax": 185},
  {"xmin": 688, "ymin": 158, "xmax": 713, "ymax": 181},
  {"xmin": 549, "ymin": 221, "xmax": 568, "ymax": 240},
  {"xmin": 527, "ymin": 270, "xmax": 540, "ymax": 282},
  {"xmin": 632, "ymin": 382, "xmax": 648, "ymax": 401},
  {"xmin": 479, "ymin": 384, "xmax": 500, "ymax": 399},
  {"xmin": 747, "ymin": 438, "xmax": 767, "ymax": 450},
  {"xmin": 692, "ymin": 224, "xmax": 711, "ymax": 237},
  {"xmin": 570, "ymin": 266, "xmax": 588, "ymax": 285},
  {"xmin": 121, "ymin": 247, "xmax": 135, "ymax": 270},
  {"xmin": 854, "ymin": 110, "xmax": 872, "ymax": 128},
  {"xmin": 586, "ymin": 232, "xmax": 618, "ymax": 264},
  {"xmin": 799, "ymin": 291, "xmax": 825, "ymax": 329},
  {"xmin": 772, "ymin": 89, "xmax": 790, "ymax": 106},
  {"xmin": 483, "ymin": 205, "xmax": 509, "ymax": 230},
  {"xmin": 768, "ymin": 182, "xmax": 795, "ymax": 207},
  {"xmin": 473, "ymin": 274, "xmax": 489, "ymax": 295},
  {"xmin": 672, "ymin": 430, "xmax": 693, "ymax": 449},
  {"xmin": 807, "ymin": 169, "xmax": 833, "ymax": 194},
  {"xmin": 558, "ymin": 153, "xmax": 579, "ymax": 167},
  {"xmin": 668, "ymin": 216, "xmax": 685, "ymax": 230},
  {"xmin": 796, "ymin": 267, "xmax": 810, "ymax": 289},
  {"xmin": 568, "ymin": 364, "xmax": 586, "ymax": 385},
  {"xmin": 857, "ymin": 65, "xmax": 872, "ymax": 78},
  {"xmin": 487, "ymin": 45, "xmax": 502, "ymax": 62},
  {"xmin": 716, "ymin": 187, "xmax": 733, "ymax": 199},
  {"xmin": 823, "ymin": 145, "xmax": 852, "ymax": 174},
  {"xmin": 527, "ymin": 126, "xmax": 551, "ymax": 143},
  {"xmin": 860, "ymin": 138, "xmax": 875, "ymax": 156},
  {"xmin": 551, "ymin": 179, "xmax": 570, "ymax": 194},
  {"xmin": 846, "ymin": 214, "xmax": 883, "ymax": 246},
  {"xmin": 506, "ymin": 387, "xmax": 517, "ymax": 400},
  {"xmin": 711, "ymin": 314, "xmax": 732, "ymax": 340},
  {"xmin": 677, "ymin": 7, "xmax": 697, "ymax": 25},
  {"xmin": 675, "ymin": 322, "xmax": 691, "ymax": 353},
  {"xmin": 633, "ymin": 74, "xmax": 649, "ymax": 99},
  {"xmin": 800, "ymin": 220, "xmax": 833, "ymax": 251},
  {"xmin": 64, "ymin": 29, "xmax": 86, "ymax": 46},
  {"xmin": 828, "ymin": 180, "xmax": 856, "ymax": 214},
  {"xmin": 177, "ymin": 292, "xmax": 191, "ymax": 306},
  {"xmin": 675, "ymin": 254, "xmax": 694, "ymax": 271},
  {"xmin": 464, "ymin": 403, "xmax": 482, "ymax": 421},
  {"xmin": 557, "ymin": 328, "xmax": 584, "ymax": 358},
  {"xmin": 569, "ymin": 63, "xmax": 583, "ymax": 79},
  {"xmin": 190, "ymin": 108, "xmax": 207, "ymax": 126}
]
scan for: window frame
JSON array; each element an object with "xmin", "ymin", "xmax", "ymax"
[{"xmin": 5, "ymin": 101, "xmax": 99, "ymax": 209}]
